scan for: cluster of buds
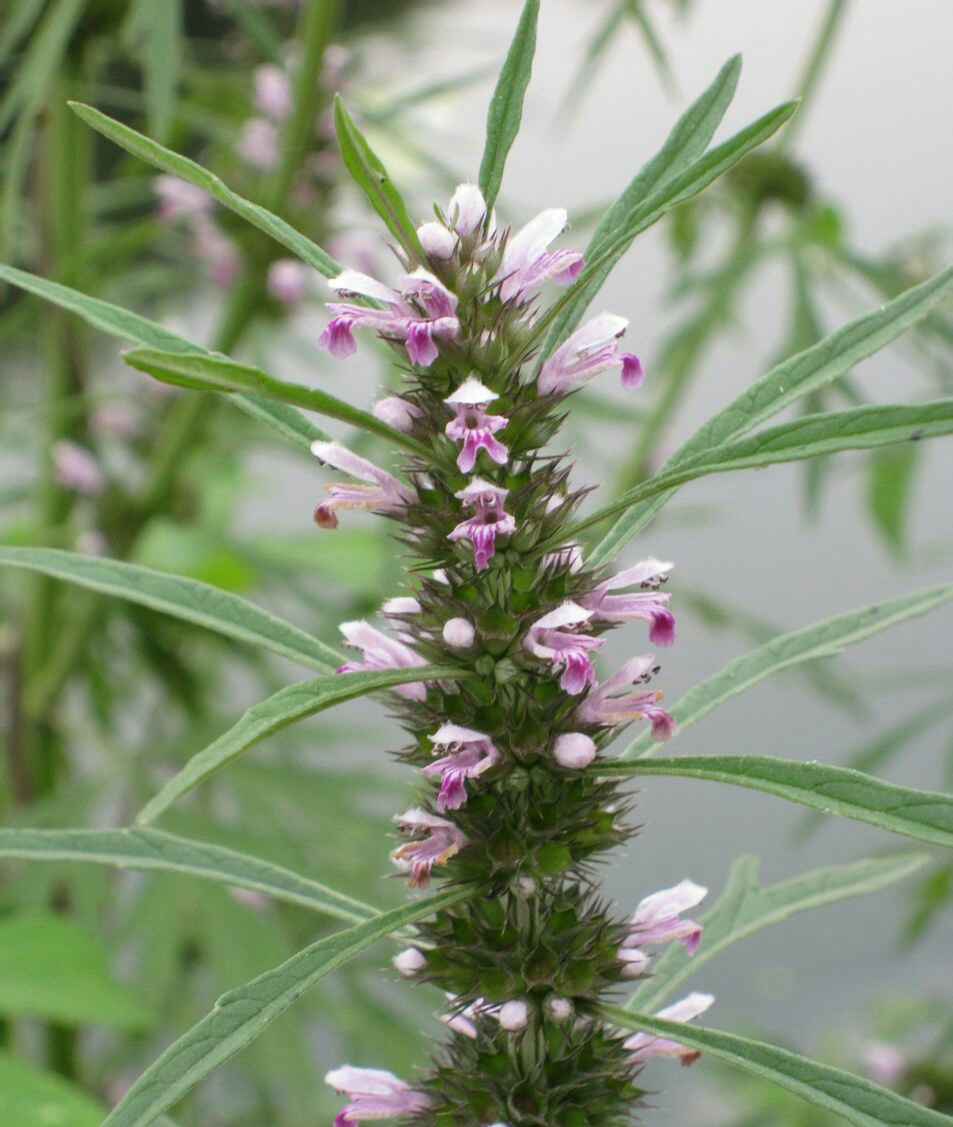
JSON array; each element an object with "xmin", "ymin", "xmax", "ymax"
[{"xmin": 313, "ymin": 182, "xmax": 712, "ymax": 1126}]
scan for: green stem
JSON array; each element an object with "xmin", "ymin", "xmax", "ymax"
[{"xmin": 778, "ymin": 0, "xmax": 850, "ymax": 153}]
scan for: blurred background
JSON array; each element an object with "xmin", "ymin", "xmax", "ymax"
[{"xmin": 1, "ymin": 1, "xmax": 951, "ymax": 1124}]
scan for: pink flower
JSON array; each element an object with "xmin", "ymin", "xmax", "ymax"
[
  {"xmin": 622, "ymin": 880, "xmax": 707, "ymax": 960},
  {"xmin": 538, "ymin": 313, "xmax": 644, "ymax": 395},
  {"xmin": 623, "ymin": 993, "xmax": 714, "ymax": 1065},
  {"xmin": 324, "ymin": 1066, "xmax": 431, "ymax": 1127},
  {"xmin": 392, "ymin": 947, "xmax": 427, "ymax": 977},
  {"xmin": 582, "ymin": 557, "xmax": 675, "ymax": 646},
  {"xmin": 267, "ymin": 259, "xmax": 310, "ymax": 305},
  {"xmin": 319, "ymin": 268, "xmax": 460, "ymax": 367},
  {"xmin": 444, "ymin": 378, "xmax": 509, "ymax": 472},
  {"xmin": 496, "ymin": 208, "xmax": 583, "ymax": 303},
  {"xmin": 311, "ymin": 441, "xmax": 416, "ymax": 528},
  {"xmin": 447, "ymin": 479, "xmax": 516, "ymax": 570},
  {"xmin": 253, "ymin": 63, "xmax": 292, "ymax": 120},
  {"xmin": 53, "ymin": 441, "xmax": 104, "ymax": 497},
  {"xmin": 576, "ymin": 655, "xmax": 677, "ymax": 741},
  {"xmin": 154, "ymin": 175, "xmax": 212, "ymax": 222},
  {"xmin": 391, "ymin": 808, "xmax": 467, "ymax": 888},
  {"xmin": 421, "ymin": 722, "xmax": 500, "ymax": 810},
  {"xmin": 526, "ymin": 602, "xmax": 604, "ymax": 695},
  {"xmin": 336, "ymin": 621, "xmax": 428, "ymax": 700},
  {"xmin": 448, "ymin": 182, "xmax": 488, "ymax": 237},
  {"xmin": 373, "ymin": 396, "xmax": 422, "ymax": 433},
  {"xmin": 191, "ymin": 216, "xmax": 240, "ymax": 286},
  {"xmin": 863, "ymin": 1042, "xmax": 906, "ymax": 1086},
  {"xmin": 236, "ymin": 117, "xmax": 280, "ymax": 170}
]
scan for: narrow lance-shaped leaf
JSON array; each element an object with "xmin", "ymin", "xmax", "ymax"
[
  {"xmin": 123, "ymin": 348, "xmax": 424, "ymax": 453},
  {"xmin": 542, "ymin": 53, "xmax": 742, "ymax": 355},
  {"xmin": 102, "ymin": 886, "xmax": 471, "ymax": 1127},
  {"xmin": 626, "ymin": 852, "xmax": 927, "ymax": 1013},
  {"xmin": 590, "ymin": 264, "xmax": 953, "ymax": 565},
  {"xmin": 620, "ymin": 585, "xmax": 953, "ymax": 759},
  {"xmin": 0, "ymin": 827, "xmax": 378, "ymax": 925},
  {"xmin": 599, "ymin": 755, "xmax": 953, "ymax": 850},
  {"xmin": 68, "ymin": 102, "xmax": 340, "ymax": 277},
  {"xmin": 138, "ymin": 666, "xmax": 465, "ymax": 825},
  {"xmin": 0, "ymin": 264, "xmax": 325, "ymax": 450},
  {"xmin": 478, "ymin": 0, "xmax": 540, "ymax": 211},
  {"xmin": 602, "ymin": 1004, "xmax": 953, "ymax": 1127},
  {"xmin": 0, "ymin": 547, "xmax": 342, "ymax": 672},
  {"xmin": 333, "ymin": 95, "xmax": 425, "ymax": 263},
  {"xmin": 572, "ymin": 399, "xmax": 953, "ymax": 534}
]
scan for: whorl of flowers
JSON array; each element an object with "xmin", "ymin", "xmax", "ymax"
[{"xmin": 314, "ymin": 183, "xmax": 710, "ymax": 1127}]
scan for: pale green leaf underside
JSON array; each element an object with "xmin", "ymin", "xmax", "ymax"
[
  {"xmin": 102, "ymin": 887, "xmax": 470, "ymax": 1127},
  {"xmin": 137, "ymin": 666, "xmax": 464, "ymax": 824},
  {"xmin": 626, "ymin": 852, "xmax": 926, "ymax": 1013},
  {"xmin": 0, "ymin": 547, "xmax": 342, "ymax": 672},
  {"xmin": 602, "ymin": 1005, "xmax": 953, "ymax": 1127},
  {"xmin": 599, "ymin": 754, "xmax": 953, "ymax": 849},
  {"xmin": 621, "ymin": 585, "xmax": 953, "ymax": 759},
  {"xmin": 69, "ymin": 101, "xmax": 340, "ymax": 277},
  {"xmin": 591, "ymin": 264, "xmax": 953, "ymax": 564},
  {"xmin": 0, "ymin": 826, "xmax": 378, "ymax": 924}
]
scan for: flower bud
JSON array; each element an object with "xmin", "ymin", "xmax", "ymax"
[
  {"xmin": 373, "ymin": 396, "xmax": 422, "ymax": 433},
  {"xmin": 498, "ymin": 999, "xmax": 529, "ymax": 1031},
  {"xmin": 443, "ymin": 617, "xmax": 475, "ymax": 649},
  {"xmin": 392, "ymin": 947, "xmax": 427, "ymax": 977},
  {"xmin": 545, "ymin": 996, "xmax": 573, "ymax": 1023},
  {"xmin": 552, "ymin": 732, "xmax": 596, "ymax": 769},
  {"xmin": 417, "ymin": 221, "xmax": 457, "ymax": 261}
]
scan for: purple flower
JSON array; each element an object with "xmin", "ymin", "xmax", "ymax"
[
  {"xmin": 538, "ymin": 313, "xmax": 644, "ymax": 395},
  {"xmin": 336, "ymin": 621, "xmax": 428, "ymax": 700},
  {"xmin": 622, "ymin": 879, "xmax": 707, "ymax": 962},
  {"xmin": 319, "ymin": 268, "xmax": 460, "ymax": 367},
  {"xmin": 447, "ymin": 479, "xmax": 516, "ymax": 570},
  {"xmin": 526, "ymin": 602, "xmax": 604, "ymax": 695},
  {"xmin": 445, "ymin": 378, "xmax": 509, "ymax": 472},
  {"xmin": 311, "ymin": 441, "xmax": 416, "ymax": 528},
  {"xmin": 373, "ymin": 395, "xmax": 422, "ymax": 433},
  {"xmin": 267, "ymin": 259, "xmax": 310, "ymax": 305},
  {"xmin": 575, "ymin": 655, "xmax": 677, "ymax": 741},
  {"xmin": 623, "ymin": 993, "xmax": 714, "ymax": 1065},
  {"xmin": 496, "ymin": 208, "xmax": 583, "ymax": 303},
  {"xmin": 253, "ymin": 63, "xmax": 292, "ymax": 120},
  {"xmin": 582, "ymin": 557, "xmax": 675, "ymax": 646},
  {"xmin": 53, "ymin": 441, "xmax": 104, "ymax": 497},
  {"xmin": 422, "ymin": 722, "xmax": 500, "ymax": 810},
  {"xmin": 324, "ymin": 1066, "xmax": 431, "ymax": 1127},
  {"xmin": 391, "ymin": 808, "xmax": 468, "ymax": 888}
]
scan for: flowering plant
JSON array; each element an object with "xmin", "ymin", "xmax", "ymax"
[{"xmin": 2, "ymin": 3, "xmax": 953, "ymax": 1127}]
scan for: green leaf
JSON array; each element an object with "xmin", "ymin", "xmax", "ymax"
[
  {"xmin": 0, "ymin": 0, "xmax": 47, "ymax": 70},
  {"xmin": 121, "ymin": 0, "xmax": 182, "ymax": 140},
  {"xmin": 599, "ymin": 755, "xmax": 953, "ymax": 850},
  {"xmin": 68, "ymin": 102, "xmax": 340, "ymax": 277},
  {"xmin": 0, "ymin": 547, "xmax": 342, "ymax": 672},
  {"xmin": 0, "ymin": 826, "xmax": 378, "ymax": 925},
  {"xmin": 0, "ymin": 0, "xmax": 83, "ymax": 133},
  {"xmin": 602, "ymin": 1004, "xmax": 953, "ymax": 1127},
  {"xmin": 590, "ymin": 264, "xmax": 953, "ymax": 564},
  {"xmin": 103, "ymin": 886, "xmax": 471, "ymax": 1127},
  {"xmin": 333, "ymin": 95, "xmax": 425, "ymax": 263},
  {"xmin": 626, "ymin": 852, "xmax": 926, "ymax": 1013},
  {"xmin": 618, "ymin": 585, "xmax": 953, "ymax": 759},
  {"xmin": 231, "ymin": 394, "xmax": 329, "ymax": 450},
  {"xmin": 574, "ymin": 400, "xmax": 953, "ymax": 534},
  {"xmin": 867, "ymin": 444, "xmax": 918, "ymax": 556},
  {"xmin": 478, "ymin": 0, "xmax": 540, "ymax": 211},
  {"xmin": 137, "ymin": 666, "xmax": 464, "ymax": 824},
  {"xmin": 0, "ymin": 1050, "xmax": 104, "ymax": 1127},
  {"xmin": 123, "ymin": 347, "xmax": 422, "ymax": 453},
  {"xmin": 0, "ymin": 912, "xmax": 153, "ymax": 1030},
  {"xmin": 543, "ymin": 53, "xmax": 741, "ymax": 354}
]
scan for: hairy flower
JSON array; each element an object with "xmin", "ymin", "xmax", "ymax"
[
  {"xmin": 576, "ymin": 655, "xmax": 677, "ymax": 740},
  {"xmin": 538, "ymin": 312, "xmax": 644, "ymax": 395},
  {"xmin": 623, "ymin": 993, "xmax": 714, "ymax": 1065},
  {"xmin": 311, "ymin": 441, "xmax": 416, "ymax": 528},
  {"xmin": 582, "ymin": 557, "xmax": 675, "ymax": 646},
  {"xmin": 325, "ymin": 1066, "xmax": 431, "ymax": 1126},
  {"xmin": 527, "ymin": 602, "xmax": 604, "ymax": 694},
  {"xmin": 623, "ymin": 879, "xmax": 707, "ymax": 957},
  {"xmin": 336, "ymin": 621, "xmax": 428, "ymax": 700},
  {"xmin": 444, "ymin": 378, "xmax": 509, "ymax": 473},
  {"xmin": 447, "ymin": 479, "xmax": 516, "ymax": 570},
  {"xmin": 497, "ymin": 208, "xmax": 583, "ymax": 303},
  {"xmin": 391, "ymin": 809, "xmax": 467, "ymax": 888},
  {"xmin": 421, "ymin": 722, "xmax": 500, "ymax": 810},
  {"xmin": 373, "ymin": 395, "xmax": 422, "ymax": 433}
]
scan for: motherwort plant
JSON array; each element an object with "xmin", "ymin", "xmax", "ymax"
[{"xmin": 314, "ymin": 181, "xmax": 705, "ymax": 1126}]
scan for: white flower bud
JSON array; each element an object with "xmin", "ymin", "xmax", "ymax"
[
  {"xmin": 373, "ymin": 396, "xmax": 421, "ymax": 433},
  {"xmin": 552, "ymin": 732, "xmax": 596, "ymax": 769},
  {"xmin": 417, "ymin": 221, "xmax": 457, "ymax": 261},
  {"xmin": 545, "ymin": 996, "xmax": 573, "ymax": 1023},
  {"xmin": 442, "ymin": 617, "xmax": 475, "ymax": 649},
  {"xmin": 392, "ymin": 947, "xmax": 427, "ymax": 976},
  {"xmin": 498, "ymin": 999, "xmax": 529, "ymax": 1031}
]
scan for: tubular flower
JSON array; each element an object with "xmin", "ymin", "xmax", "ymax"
[
  {"xmin": 391, "ymin": 809, "xmax": 468, "ymax": 888},
  {"xmin": 447, "ymin": 479, "xmax": 516, "ymax": 570},
  {"xmin": 576, "ymin": 655, "xmax": 678, "ymax": 741},
  {"xmin": 421, "ymin": 723, "xmax": 500, "ymax": 811},
  {"xmin": 318, "ymin": 267, "xmax": 460, "ymax": 366},
  {"xmin": 324, "ymin": 1066, "xmax": 431, "ymax": 1127},
  {"xmin": 337, "ymin": 621, "xmax": 428, "ymax": 700},
  {"xmin": 496, "ymin": 208, "xmax": 584, "ymax": 303},
  {"xmin": 622, "ymin": 880, "xmax": 707, "ymax": 959},
  {"xmin": 526, "ymin": 602, "xmax": 604, "ymax": 694},
  {"xmin": 444, "ymin": 378, "xmax": 509, "ymax": 472},
  {"xmin": 582, "ymin": 557, "xmax": 675, "ymax": 646},
  {"xmin": 538, "ymin": 312, "xmax": 645, "ymax": 395},
  {"xmin": 311, "ymin": 441, "xmax": 416, "ymax": 528},
  {"xmin": 623, "ymin": 993, "xmax": 715, "ymax": 1066}
]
